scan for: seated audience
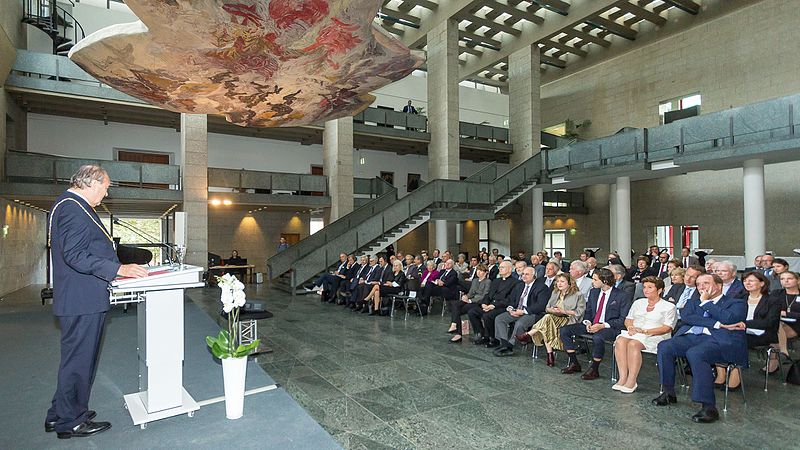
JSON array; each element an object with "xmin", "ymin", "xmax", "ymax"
[
  {"xmin": 613, "ymin": 277, "xmax": 677, "ymax": 393},
  {"xmin": 608, "ymin": 264, "xmax": 635, "ymax": 300},
  {"xmin": 352, "ymin": 256, "xmax": 382, "ymax": 311},
  {"xmin": 419, "ymin": 260, "xmax": 440, "ymax": 289},
  {"xmin": 512, "ymin": 260, "xmax": 527, "ymax": 281},
  {"xmin": 653, "ymin": 252, "xmax": 671, "ymax": 279},
  {"xmin": 342, "ymin": 255, "xmax": 369, "ymax": 305},
  {"xmin": 487, "ymin": 255, "xmax": 500, "ymax": 280},
  {"xmin": 652, "ymin": 273, "xmax": 747, "ymax": 424},
  {"xmin": 626, "ymin": 257, "xmax": 657, "ymax": 283},
  {"xmin": 326, "ymin": 254, "xmax": 357, "ymax": 304},
  {"xmin": 493, "ymin": 267, "xmax": 551, "ymax": 356},
  {"xmin": 569, "ymin": 260, "xmax": 592, "ymax": 298},
  {"xmin": 454, "ymin": 253, "xmax": 468, "ymax": 273},
  {"xmin": 517, "ymin": 274, "xmax": 586, "ymax": 367},
  {"xmin": 418, "ymin": 259, "xmax": 459, "ymax": 316},
  {"xmin": 364, "ymin": 260, "xmax": 406, "ymax": 316},
  {"xmin": 468, "ymin": 261, "xmax": 518, "ymax": 346},
  {"xmin": 712, "ymin": 261, "xmax": 746, "ymax": 299},
  {"xmin": 307, "ymin": 253, "xmax": 348, "ymax": 299},
  {"xmin": 586, "ymin": 257, "xmax": 598, "ymax": 278},
  {"xmin": 542, "ymin": 261, "xmax": 559, "ymax": 289},
  {"xmin": 712, "ymin": 270, "xmax": 781, "ymax": 387},
  {"xmin": 704, "ymin": 257, "xmax": 718, "ymax": 274},
  {"xmin": 680, "ymin": 247, "xmax": 699, "ymax": 269},
  {"xmin": 775, "ymin": 271, "xmax": 800, "ymax": 363},
  {"xmin": 459, "ymin": 256, "xmax": 480, "ymax": 291},
  {"xmin": 560, "ymin": 268, "xmax": 632, "ymax": 380},
  {"xmin": 447, "ymin": 264, "xmax": 490, "ymax": 343},
  {"xmin": 768, "ymin": 258, "xmax": 790, "ymax": 292},
  {"xmin": 663, "ymin": 268, "xmax": 686, "ymax": 299},
  {"xmin": 404, "ymin": 255, "xmax": 423, "ymax": 292}
]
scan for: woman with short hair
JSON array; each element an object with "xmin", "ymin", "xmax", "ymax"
[{"xmin": 365, "ymin": 260, "xmax": 406, "ymax": 316}]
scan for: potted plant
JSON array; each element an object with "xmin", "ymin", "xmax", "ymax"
[{"xmin": 206, "ymin": 273, "xmax": 260, "ymax": 419}]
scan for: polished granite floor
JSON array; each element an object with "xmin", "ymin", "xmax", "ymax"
[{"xmin": 191, "ymin": 285, "xmax": 798, "ymax": 449}]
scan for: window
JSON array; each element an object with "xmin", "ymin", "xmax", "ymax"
[
  {"xmin": 659, "ymin": 93, "xmax": 701, "ymax": 124},
  {"xmin": 478, "ymin": 220, "xmax": 489, "ymax": 253},
  {"xmin": 110, "ymin": 217, "xmax": 164, "ymax": 265},
  {"xmin": 544, "ymin": 229, "xmax": 566, "ymax": 259},
  {"xmin": 653, "ymin": 225, "xmax": 674, "ymax": 257},
  {"xmin": 543, "ymin": 122, "xmax": 567, "ymax": 137},
  {"xmin": 681, "ymin": 225, "xmax": 700, "ymax": 252},
  {"xmin": 310, "ymin": 217, "xmax": 324, "ymax": 235}
]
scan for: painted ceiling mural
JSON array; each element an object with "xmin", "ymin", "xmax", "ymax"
[{"xmin": 68, "ymin": 0, "xmax": 423, "ymax": 127}]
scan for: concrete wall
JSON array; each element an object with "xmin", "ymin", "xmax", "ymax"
[
  {"xmin": 540, "ymin": 0, "xmax": 800, "ymax": 138},
  {"xmin": 207, "ymin": 209, "xmax": 310, "ymax": 274},
  {"xmin": 0, "ymin": 199, "xmax": 47, "ymax": 296}
]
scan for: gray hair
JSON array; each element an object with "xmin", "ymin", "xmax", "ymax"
[
  {"xmin": 392, "ymin": 260, "xmax": 403, "ymax": 270},
  {"xmin": 70, "ymin": 164, "xmax": 108, "ymax": 189},
  {"xmin": 426, "ymin": 260, "xmax": 436, "ymax": 269},
  {"xmin": 570, "ymin": 260, "xmax": 588, "ymax": 273},
  {"xmin": 607, "ymin": 264, "xmax": 626, "ymax": 277},
  {"xmin": 717, "ymin": 260, "xmax": 737, "ymax": 272}
]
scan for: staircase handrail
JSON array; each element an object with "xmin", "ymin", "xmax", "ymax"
[
  {"xmin": 277, "ymin": 153, "xmax": 543, "ymax": 286},
  {"xmin": 463, "ymin": 162, "xmax": 497, "ymax": 183},
  {"xmin": 266, "ymin": 176, "xmax": 396, "ymax": 276},
  {"xmin": 55, "ymin": 4, "xmax": 85, "ymax": 44}
]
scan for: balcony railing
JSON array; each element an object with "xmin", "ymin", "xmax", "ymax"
[{"xmin": 208, "ymin": 168, "xmax": 327, "ymax": 195}]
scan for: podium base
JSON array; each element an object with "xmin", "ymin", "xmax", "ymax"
[{"xmin": 124, "ymin": 388, "xmax": 200, "ymax": 429}]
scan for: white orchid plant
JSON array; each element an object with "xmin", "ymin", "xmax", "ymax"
[{"xmin": 206, "ymin": 273, "xmax": 260, "ymax": 359}]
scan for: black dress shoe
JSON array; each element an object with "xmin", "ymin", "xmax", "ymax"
[
  {"xmin": 581, "ymin": 367, "xmax": 600, "ymax": 380},
  {"xmin": 46, "ymin": 411, "xmax": 96, "ymax": 433},
  {"xmin": 561, "ymin": 363, "xmax": 582, "ymax": 374},
  {"xmin": 651, "ymin": 392, "xmax": 678, "ymax": 406},
  {"xmin": 472, "ymin": 336, "xmax": 488, "ymax": 346},
  {"xmin": 56, "ymin": 420, "xmax": 111, "ymax": 439},
  {"xmin": 493, "ymin": 346, "xmax": 514, "ymax": 357},
  {"xmin": 691, "ymin": 406, "xmax": 720, "ymax": 423},
  {"xmin": 485, "ymin": 339, "xmax": 500, "ymax": 348}
]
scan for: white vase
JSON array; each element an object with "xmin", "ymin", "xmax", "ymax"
[{"xmin": 221, "ymin": 356, "xmax": 247, "ymax": 419}]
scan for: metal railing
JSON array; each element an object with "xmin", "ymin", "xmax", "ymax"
[
  {"xmin": 208, "ymin": 167, "xmax": 327, "ymax": 195},
  {"xmin": 23, "ymin": 0, "xmax": 85, "ymax": 55},
  {"xmin": 5, "ymin": 150, "xmax": 181, "ymax": 188},
  {"xmin": 268, "ymin": 157, "xmax": 541, "ymax": 286}
]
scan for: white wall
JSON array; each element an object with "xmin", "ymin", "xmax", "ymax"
[{"xmin": 27, "ymin": 114, "xmax": 489, "ymax": 185}]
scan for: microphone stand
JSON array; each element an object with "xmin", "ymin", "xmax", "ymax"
[{"xmin": 113, "ymin": 218, "xmax": 175, "ymax": 266}]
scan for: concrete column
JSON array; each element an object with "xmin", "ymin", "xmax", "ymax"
[
  {"xmin": 180, "ymin": 114, "xmax": 208, "ymax": 267},
  {"xmin": 609, "ymin": 183, "xmax": 617, "ymax": 253},
  {"xmin": 614, "ymin": 177, "xmax": 631, "ymax": 266},
  {"xmin": 742, "ymin": 159, "xmax": 766, "ymax": 264},
  {"xmin": 426, "ymin": 19, "xmax": 459, "ymax": 180},
  {"xmin": 323, "ymin": 116, "xmax": 354, "ymax": 221},
  {"xmin": 531, "ymin": 188, "xmax": 544, "ymax": 252},
  {"xmin": 427, "ymin": 19, "xmax": 459, "ymax": 253},
  {"xmin": 508, "ymin": 44, "xmax": 541, "ymax": 165}
]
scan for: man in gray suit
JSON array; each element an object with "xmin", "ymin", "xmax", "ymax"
[
  {"xmin": 493, "ymin": 267, "xmax": 550, "ymax": 356},
  {"xmin": 570, "ymin": 260, "xmax": 592, "ymax": 298}
]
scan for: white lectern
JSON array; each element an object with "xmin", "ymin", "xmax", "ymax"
[{"xmin": 110, "ymin": 264, "xmax": 205, "ymax": 429}]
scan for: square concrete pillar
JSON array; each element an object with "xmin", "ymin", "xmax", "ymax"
[
  {"xmin": 323, "ymin": 116, "xmax": 354, "ymax": 221},
  {"xmin": 180, "ymin": 113, "xmax": 208, "ymax": 267},
  {"xmin": 508, "ymin": 44, "xmax": 541, "ymax": 166},
  {"xmin": 426, "ymin": 18, "xmax": 459, "ymax": 181}
]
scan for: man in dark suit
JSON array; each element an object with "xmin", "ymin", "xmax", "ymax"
[
  {"xmin": 487, "ymin": 255, "xmax": 500, "ymax": 280},
  {"xmin": 652, "ymin": 273, "xmax": 748, "ymax": 423},
  {"xmin": 353, "ymin": 256, "xmax": 381, "ymax": 311},
  {"xmin": 713, "ymin": 260, "xmax": 747, "ymax": 299},
  {"xmin": 418, "ymin": 259, "xmax": 459, "ymax": 315},
  {"xmin": 561, "ymin": 268, "xmax": 631, "ymax": 380},
  {"xmin": 459, "ymin": 256, "xmax": 480, "ymax": 291},
  {"xmin": 342, "ymin": 255, "xmax": 369, "ymax": 305},
  {"xmin": 493, "ymin": 267, "xmax": 550, "ymax": 356},
  {"xmin": 654, "ymin": 252, "xmax": 671, "ymax": 279},
  {"xmin": 468, "ymin": 261, "xmax": 519, "ymax": 347},
  {"xmin": 404, "ymin": 255, "xmax": 423, "ymax": 292},
  {"xmin": 680, "ymin": 247, "xmax": 699, "ymax": 269},
  {"xmin": 47, "ymin": 165, "xmax": 148, "ymax": 438},
  {"xmin": 608, "ymin": 264, "xmax": 635, "ymax": 301}
]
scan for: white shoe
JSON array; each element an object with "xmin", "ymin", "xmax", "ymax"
[
  {"xmin": 304, "ymin": 286, "xmax": 314, "ymax": 292},
  {"xmin": 619, "ymin": 384, "xmax": 638, "ymax": 394},
  {"xmin": 612, "ymin": 383, "xmax": 624, "ymax": 391},
  {"xmin": 312, "ymin": 285, "xmax": 323, "ymax": 292}
]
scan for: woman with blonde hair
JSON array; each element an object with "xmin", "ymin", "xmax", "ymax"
[{"xmin": 517, "ymin": 273, "xmax": 586, "ymax": 367}]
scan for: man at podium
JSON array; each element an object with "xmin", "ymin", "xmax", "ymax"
[{"xmin": 46, "ymin": 165, "xmax": 148, "ymax": 439}]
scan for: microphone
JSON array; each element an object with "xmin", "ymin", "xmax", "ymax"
[{"xmin": 113, "ymin": 218, "xmax": 175, "ymax": 266}]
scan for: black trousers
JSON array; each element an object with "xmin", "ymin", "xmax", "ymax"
[
  {"xmin": 47, "ymin": 312, "xmax": 106, "ymax": 432},
  {"xmin": 467, "ymin": 306, "xmax": 505, "ymax": 339},
  {"xmin": 448, "ymin": 300, "xmax": 480, "ymax": 334}
]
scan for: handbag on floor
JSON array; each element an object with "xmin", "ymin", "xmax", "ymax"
[{"xmin": 786, "ymin": 358, "xmax": 800, "ymax": 385}]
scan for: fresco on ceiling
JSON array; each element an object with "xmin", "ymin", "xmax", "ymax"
[{"xmin": 68, "ymin": 0, "xmax": 423, "ymax": 127}]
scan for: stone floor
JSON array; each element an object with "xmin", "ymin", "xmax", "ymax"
[{"xmin": 192, "ymin": 285, "xmax": 798, "ymax": 449}]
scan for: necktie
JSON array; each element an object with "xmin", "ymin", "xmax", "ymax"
[
  {"xmin": 518, "ymin": 284, "xmax": 531, "ymax": 309},
  {"xmin": 684, "ymin": 257, "xmax": 689, "ymax": 267},
  {"xmin": 765, "ymin": 269, "xmax": 772, "ymax": 277},
  {"xmin": 593, "ymin": 292, "xmax": 607, "ymax": 324},
  {"xmin": 689, "ymin": 326, "xmax": 705, "ymax": 335}
]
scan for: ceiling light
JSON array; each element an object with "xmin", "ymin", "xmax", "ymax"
[
  {"xmin": 222, "ymin": 199, "xmax": 232, "ymax": 206},
  {"xmin": 210, "ymin": 199, "xmax": 222, "ymax": 206}
]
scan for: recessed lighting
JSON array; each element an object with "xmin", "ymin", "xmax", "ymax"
[
  {"xmin": 222, "ymin": 199, "xmax": 232, "ymax": 206},
  {"xmin": 210, "ymin": 199, "xmax": 222, "ymax": 206}
]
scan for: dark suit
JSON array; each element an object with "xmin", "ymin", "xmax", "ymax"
[
  {"xmin": 663, "ymin": 283, "xmax": 686, "ymax": 303},
  {"xmin": 615, "ymin": 280, "xmax": 636, "ymax": 302},
  {"xmin": 746, "ymin": 295, "xmax": 782, "ymax": 347},
  {"xmin": 47, "ymin": 191, "xmax": 121, "ymax": 432},
  {"xmin": 494, "ymin": 278, "xmax": 551, "ymax": 345},
  {"xmin": 467, "ymin": 276, "xmax": 519, "ymax": 339},
  {"xmin": 654, "ymin": 262, "xmax": 670, "ymax": 279},
  {"xmin": 560, "ymin": 287, "xmax": 631, "ymax": 360},
  {"xmin": 625, "ymin": 267, "xmax": 657, "ymax": 283},
  {"xmin": 657, "ymin": 295, "xmax": 748, "ymax": 406},
  {"xmin": 723, "ymin": 278, "xmax": 747, "ymax": 299},
  {"xmin": 379, "ymin": 271, "xmax": 407, "ymax": 296},
  {"xmin": 404, "ymin": 263, "xmax": 422, "ymax": 292},
  {"xmin": 354, "ymin": 264, "xmax": 382, "ymax": 304},
  {"xmin": 419, "ymin": 268, "xmax": 459, "ymax": 314},
  {"xmin": 488, "ymin": 264, "xmax": 500, "ymax": 280}
]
